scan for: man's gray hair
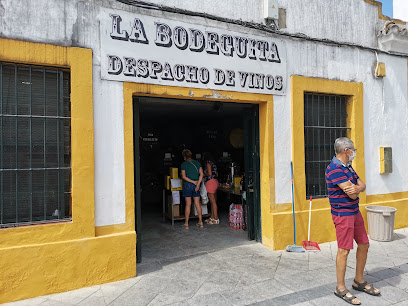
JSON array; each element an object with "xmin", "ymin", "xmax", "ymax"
[{"xmin": 334, "ymin": 137, "xmax": 354, "ymax": 154}]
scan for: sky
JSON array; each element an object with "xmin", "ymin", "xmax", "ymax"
[{"xmin": 378, "ymin": 0, "xmax": 393, "ymax": 17}]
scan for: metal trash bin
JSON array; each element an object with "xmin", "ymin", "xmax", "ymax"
[{"xmin": 365, "ymin": 206, "xmax": 397, "ymax": 242}]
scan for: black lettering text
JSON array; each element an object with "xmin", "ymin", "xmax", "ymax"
[
  {"xmin": 185, "ymin": 65, "xmax": 199, "ymax": 83},
  {"xmin": 189, "ymin": 29, "xmax": 205, "ymax": 52},
  {"xmin": 174, "ymin": 64, "xmax": 185, "ymax": 81},
  {"xmin": 161, "ymin": 62, "xmax": 174, "ymax": 80},
  {"xmin": 206, "ymin": 32, "xmax": 219, "ymax": 55},
  {"xmin": 268, "ymin": 43, "xmax": 281, "ymax": 63},
  {"xmin": 257, "ymin": 41, "xmax": 269, "ymax": 61},
  {"xmin": 107, "ymin": 55, "xmax": 123, "ymax": 75},
  {"xmin": 129, "ymin": 18, "xmax": 149, "ymax": 44},
  {"xmin": 173, "ymin": 26, "xmax": 188, "ymax": 50},
  {"xmin": 265, "ymin": 75, "xmax": 274, "ymax": 89},
  {"xmin": 123, "ymin": 57, "xmax": 137, "ymax": 76},
  {"xmin": 235, "ymin": 37, "xmax": 248, "ymax": 58},
  {"xmin": 198, "ymin": 67, "xmax": 210, "ymax": 84},
  {"xmin": 155, "ymin": 22, "xmax": 172, "ymax": 47},
  {"xmin": 214, "ymin": 68, "xmax": 225, "ymax": 85},
  {"xmin": 220, "ymin": 34, "xmax": 234, "ymax": 57},
  {"xmin": 149, "ymin": 61, "xmax": 163, "ymax": 79},
  {"xmin": 238, "ymin": 71, "xmax": 248, "ymax": 87},
  {"xmin": 136, "ymin": 59, "xmax": 149, "ymax": 78},
  {"xmin": 225, "ymin": 70, "xmax": 235, "ymax": 86},
  {"xmin": 110, "ymin": 14, "xmax": 129, "ymax": 41},
  {"xmin": 275, "ymin": 75, "xmax": 283, "ymax": 90}
]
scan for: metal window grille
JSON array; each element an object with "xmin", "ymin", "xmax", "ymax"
[
  {"xmin": 0, "ymin": 62, "xmax": 71, "ymax": 227},
  {"xmin": 304, "ymin": 92, "xmax": 350, "ymax": 198}
]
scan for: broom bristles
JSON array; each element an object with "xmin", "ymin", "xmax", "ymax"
[{"xmin": 286, "ymin": 244, "xmax": 305, "ymax": 252}]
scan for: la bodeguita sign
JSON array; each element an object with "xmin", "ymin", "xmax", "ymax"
[{"xmin": 100, "ymin": 9, "xmax": 287, "ymax": 95}]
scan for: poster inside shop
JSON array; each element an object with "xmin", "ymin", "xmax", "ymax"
[{"xmin": 99, "ymin": 8, "xmax": 287, "ymax": 95}]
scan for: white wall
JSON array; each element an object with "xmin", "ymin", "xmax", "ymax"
[
  {"xmin": 0, "ymin": 0, "xmax": 407, "ymax": 223},
  {"xmin": 273, "ymin": 41, "xmax": 408, "ymax": 203},
  {"xmin": 394, "ymin": 0, "xmax": 408, "ymax": 21},
  {"xmin": 147, "ymin": 0, "xmax": 380, "ymax": 48}
]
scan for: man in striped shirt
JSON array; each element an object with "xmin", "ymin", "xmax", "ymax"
[{"xmin": 326, "ymin": 137, "xmax": 380, "ymax": 304}]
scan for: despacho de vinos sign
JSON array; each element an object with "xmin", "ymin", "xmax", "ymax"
[{"xmin": 100, "ymin": 8, "xmax": 287, "ymax": 95}]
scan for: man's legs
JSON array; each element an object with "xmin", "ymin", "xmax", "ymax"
[
  {"xmin": 336, "ymin": 248, "xmax": 361, "ymax": 304},
  {"xmin": 354, "ymin": 242, "xmax": 369, "ymax": 284},
  {"xmin": 336, "ymin": 248, "xmax": 350, "ymax": 291}
]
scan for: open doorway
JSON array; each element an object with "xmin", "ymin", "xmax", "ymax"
[{"xmin": 133, "ymin": 96, "xmax": 261, "ymax": 263}]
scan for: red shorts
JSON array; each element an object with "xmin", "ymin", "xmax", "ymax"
[
  {"xmin": 332, "ymin": 211, "xmax": 369, "ymax": 250},
  {"xmin": 205, "ymin": 179, "xmax": 218, "ymax": 194}
]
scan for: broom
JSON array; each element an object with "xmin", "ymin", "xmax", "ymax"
[
  {"xmin": 302, "ymin": 196, "xmax": 321, "ymax": 251},
  {"xmin": 286, "ymin": 162, "xmax": 305, "ymax": 252}
]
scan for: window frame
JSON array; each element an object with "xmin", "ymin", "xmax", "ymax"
[
  {"xmin": 291, "ymin": 76, "xmax": 365, "ymax": 213},
  {"xmin": 0, "ymin": 39, "xmax": 94, "ymax": 248}
]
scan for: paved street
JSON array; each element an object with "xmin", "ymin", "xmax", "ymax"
[{"xmin": 6, "ymin": 222, "xmax": 408, "ymax": 306}]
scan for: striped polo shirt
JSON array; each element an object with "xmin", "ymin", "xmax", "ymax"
[{"xmin": 325, "ymin": 157, "xmax": 360, "ymax": 216}]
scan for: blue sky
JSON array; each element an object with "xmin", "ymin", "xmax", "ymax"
[{"xmin": 378, "ymin": 0, "xmax": 393, "ymax": 17}]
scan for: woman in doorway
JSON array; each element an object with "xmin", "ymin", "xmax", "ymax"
[
  {"xmin": 203, "ymin": 152, "xmax": 219, "ymax": 225},
  {"xmin": 181, "ymin": 149, "xmax": 204, "ymax": 229}
]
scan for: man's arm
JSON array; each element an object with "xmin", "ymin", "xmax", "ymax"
[{"xmin": 338, "ymin": 178, "xmax": 365, "ymax": 199}]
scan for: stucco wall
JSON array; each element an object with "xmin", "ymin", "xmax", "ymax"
[
  {"xmin": 144, "ymin": 0, "xmax": 381, "ymax": 48},
  {"xmin": 0, "ymin": 0, "xmax": 406, "ymax": 224}
]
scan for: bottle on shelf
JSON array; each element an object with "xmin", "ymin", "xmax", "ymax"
[{"xmin": 240, "ymin": 174, "xmax": 245, "ymax": 191}]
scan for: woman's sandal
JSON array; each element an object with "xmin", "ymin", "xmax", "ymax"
[
  {"xmin": 334, "ymin": 287, "xmax": 361, "ymax": 305},
  {"xmin": 181, "ymin": 224, "xmax": 189, "ymax": 230},
  {"xmin": 208, "ymin": 219, "xmax": 220, "ymax": 225},
  {"xmin": 196, "ymin": 222, "xmax": 204, "ymax": 228},
  {"xmin": 205, "ymin": 218, "xmax": 214, "ymax": 223},
  {"xmin": 352, "ymin": 279, "xmax": 381, "ymax": 296}
]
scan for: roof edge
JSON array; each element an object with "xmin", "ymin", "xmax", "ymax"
[{"xmin": 363, "ymin": 0, "xmax": 406, "ymax": 25}]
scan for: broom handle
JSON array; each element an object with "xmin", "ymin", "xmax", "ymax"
[
  {"xmin": 308, "ymin": 196, "xmax": 312, "ymax": 241},
  {"xmin": 290, "ymin": 162, "xmax": 296, "ymax": 245}
]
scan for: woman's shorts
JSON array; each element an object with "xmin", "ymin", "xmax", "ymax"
[
  {"xmin": 205, "ymin": 179, "xmax": 219, "ymax": 194},
  {"xmin": 183, "ymin": 181, "xmax": 200, "ymax": 198}
]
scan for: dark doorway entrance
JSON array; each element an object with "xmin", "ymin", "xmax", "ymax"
[{"xmin": 133, "ymin": 97, "xmax": 261, "ymax": 263}]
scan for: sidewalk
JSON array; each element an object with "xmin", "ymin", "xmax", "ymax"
[{"xmin": 6, "ymin": 227, "xmax": 408, "ymax": 306}]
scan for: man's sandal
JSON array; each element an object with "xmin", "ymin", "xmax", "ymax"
[
  {"xmin": 334, "ymin": 287, "xmax": 361, "ymax": 305},
  {"xmin": 352, "ymin": 279, "xmax": 381, "ymax": 296}
]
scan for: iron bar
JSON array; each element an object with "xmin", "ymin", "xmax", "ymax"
[
  {"xmin": 0, "ymin": 167, "xmax": 70, "ymax": 171},
  {"xmin": 29, "ymin": 66, "xmax": 33, "ymax": 222},
  {"xmin": 0, "ymin": 63, "xmax": 3, "ymax": 224},
  {"xmin": 15, "ymin": 64, "xmax": 18, "ymax": 223},
  {"xmin": 57, "ymin": 70, "xmax": 60, "ymax": 219},
  {"xmin": 0, "ymin": 114, "xmax": 70, "ymax": 119},
  {"xmin": 43, "ymin": 69, "xmax": 47, "ymax": 220}
]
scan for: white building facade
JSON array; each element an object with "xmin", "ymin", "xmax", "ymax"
[{"xmin": 0, "ymin": 0, "xmax": 407, "ymax": 302}]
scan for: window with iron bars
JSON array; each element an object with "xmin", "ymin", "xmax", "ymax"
[
  {"xmin": 0, "ymin": 62, "xmax": 71, "ymax": 227},
  {"xmin": 304, "ymin": 92, "xmax": 350, "ymax": 198}
]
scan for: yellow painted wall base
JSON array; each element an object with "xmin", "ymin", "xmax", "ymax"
[
  {"xmin": 0, "ymin": 232, "xmax": 136, "ymax": 304},
  {"xmin": 272, "ymin": 195, "xmax": 408, "ymax": 250}
]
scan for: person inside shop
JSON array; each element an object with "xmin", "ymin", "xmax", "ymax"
[
  {"xmin": 181, "ymin": 149, "xmax": 204, "ymax": 229},
  {"xmin": 203, "ymin": 152, "xmax": 219, "ymax": 225}
]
